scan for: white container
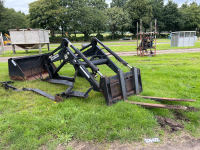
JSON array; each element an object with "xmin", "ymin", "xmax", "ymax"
[
  {"xmin": 9, "ymin": 29, "xmax": 49, "ymax": 44},
  {"xmin": 8, "ymin": 29, "xmax": 50, "ymax": 54},
  {"xmin": 171, "ymin": 31, "xmax": 196, "ymax": 47}
]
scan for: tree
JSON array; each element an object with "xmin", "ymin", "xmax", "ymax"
[
  {"xmin": 110, "ymin": 0, "xmax": 128, "ymax": 8},
  {"xmin": 0, "ymin": 1, "xmax": 4, "ymax": 22},
  {"xmin": 162, "ymin": 0, "xmax": 184, "ymax": 32},
  {"xmin": 90, "ymin": 0, "xmax": 108, "ymax": 10},
  {"xmin": 59, "ymin": 0, "xmax": 84, "ymax": 37},
  {"xmin": 29, "ymin": 0, "xmax": 67, "ymax": 36},
  {"xmin": 25, "ymin": 14, "xmax": 31, "ymax": 29},
  {"xmin": 0, "ymin": 8, "xmax": 27, "ymax": 34},
  {"xmin": 110, "ymin": 0, "xmax": 130, "ymax": 36},
  {"xmin": 61, "ymin": 0, "xmax": 108, "ymax": 40},
  {"xmin": 75, "ymin": 6, "xmax": 107, "ymax": 40},
  {"xmin": 91, "ymin": 10, "xmax": 108, "ymax": 35},
  {"xmin": 60, "ymin": 0, "xmax": 85, "ymax": 37},
  {"xmin": 179, "ymin": 2, "xmax": 200, "ymax": 31},
  {"xmin": 90, "ymin": 0, "xmax": 108, "ymax": 34},
  {"xmin": 149, "ymin": 0, "xmax": 165, "ymax": 34},
  {"xmin": 125, "ymin": 0, "xmax": 152, "ymax": 34},
  {"xmin": 106, "ymin": 7, "xmax": 130, "ymax": 40},
  {"xmin": 119, "ymin": 9, "xmax": 131, "ymax": 36}
]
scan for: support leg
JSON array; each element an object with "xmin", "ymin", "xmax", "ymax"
[
  {"xmin": 39, "ymin": 44, "xmax": 42, "ymax": 54},
  {"xmin": 0, "ymin": 45, "xmax": 2, "ymax": 55},
  {"xmin": 47, "ymin": 43, "xmax": 50, "ymax": 52},
  {"xmin": 3, "ymin": 41, "xmax": 5, "ymax": 54},
  {"xmin": 12, "ymin": 44, "xmax": 16, "ymax": 54}
]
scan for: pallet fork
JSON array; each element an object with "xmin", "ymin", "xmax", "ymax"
[{"xmin": 8, "ymin": 38, "xmax": 195, "ymax": 108}]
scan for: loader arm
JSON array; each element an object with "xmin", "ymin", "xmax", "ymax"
[{"xmin": 8, "ymin": 38, "xmax": 143, "ymax": 105}]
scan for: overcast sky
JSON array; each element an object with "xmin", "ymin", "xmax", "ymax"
[{"xmin": 3, "ymin": 0, "xmax": 200, "ymax": 15}]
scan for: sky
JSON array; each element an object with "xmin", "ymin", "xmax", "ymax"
[{"xmin": 3, "ymin": 0, "xmax": 200, "ymax": 15}]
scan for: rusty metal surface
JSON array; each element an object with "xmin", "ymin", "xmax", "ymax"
[
  {"xmin": 27, "ymin": 72, "xmax": 49, "ymax": 81},
  {"xmin": 55, "ymin": 94, "xmax": 64, "ymax": 102},
  {"xmin": 100, "ymin": 68, "xmax": 141, "ymax": 106},
  {"xmin": 125, "ymin": 100, "xmax": 187, "ymax": 110},
  {"xmin": 23, "ymin": 68, "xmax": 46, "ymax": 77},
  {"xmin": 10, "ymin": 76, "xmax": 26, "ymax": 81},
  {"xmin": 109, "ymin": 75, "xmax": 135, "ymax": 99},
  {"xmin": 110, "ymin": 81, "xmax": 121, "ymax": 98},
  {"xmin": 139, "ymin": 96, "xmax": 196, "ymax": 102},
  {"xmin": 126, "ymin": 78, "xmax": 134, "ymax": 92},
  {"xmin": 8, "ymin": 54, "xmax": 57, "ymax": 81}
]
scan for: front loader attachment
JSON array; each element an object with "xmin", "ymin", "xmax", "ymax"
[
  {"xmin": 8, "ymin": 55, "xmax": 51, "ymax": 81},
  {"xmin": 7, "ymin": 38, "xmax": 196, "ymax": 110},
  {"xmin": 100, "ymin": 68, "xmax": 142, "ymax": 106}
]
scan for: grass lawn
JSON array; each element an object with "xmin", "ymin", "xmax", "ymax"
[
  {"xmin": 1, "ymin": 42, "xmax": 199, "ymax": 58},
  {"xmin": 107, "ymin": 42, "xmax": 200, "ymax": 52},
  {"xmin": 0, "ymin": 53, "xmax": 200, "ymax": 149},
  {"xmin": 47, "ymin": 39, "xmax": 171, "ymax": 47}
]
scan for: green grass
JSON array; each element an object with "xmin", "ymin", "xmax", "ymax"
[
  {"xmin": 156, "ymin": 42, "xmax": 200, "ymax": 50},
  {"xmin": 0, "ymin": 48, "xmax": 55, "ymax": 57},
  {"xmin": 154, "ymin": 39, "xmax": 171, "ymax": 43},
  {"xmin": 106, "ymin": 42, "xmax": 200, "ymax": 52},
  {"xmin": 1, "ymin": 41, "xmax": 199, "ymax": 58},
  {"xmin": 46, "ymin": 39, "xmax": 171, "ymax": 47},
  {"xmin": 0, "ymin": 53, "xmax": 200, "ymax": 149}
]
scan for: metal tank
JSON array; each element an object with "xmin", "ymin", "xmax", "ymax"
[{"xmin": 9, "ymin": 29, "xmax": 50, "ymax": 54}]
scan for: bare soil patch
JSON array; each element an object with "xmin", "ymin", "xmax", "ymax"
[
  {"xmin": 187, "ymin": 107, "xmax": 200, "ymax": 112},
  {"xmin": 54, "ymin": 133, "xmax": 200, "ymax": 150}
]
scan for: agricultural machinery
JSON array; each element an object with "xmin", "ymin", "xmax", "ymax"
[{"xmin": 7, "ymin": 38, "xmax": 195, "ymax": 109}]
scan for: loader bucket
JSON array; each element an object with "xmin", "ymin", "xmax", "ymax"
[
  {"xmin": 100, "ymin": 67, "xmax": 143, "ymax": 106},
  {"xmin": 8, "ymin": 54, "xmax": 50, "ymax": 81}
]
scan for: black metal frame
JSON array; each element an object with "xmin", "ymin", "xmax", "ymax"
[
  {"xmin": 8, "ymin": 38, "xmax": 143, "ymax": 106},
  {"xmin": 43, "ymin": 38, "xmax": 143, "ymax": 105},
  {"xmin": 7, "ymin": 38, "xmax": 197, "ymax": 109},
  {"xmin": 0, "ymin": 81, "xmax": 21, "ymax": 91},
  {"xmin": 0, "ymin": 81, "xmax": 63, "ymax": 102}
]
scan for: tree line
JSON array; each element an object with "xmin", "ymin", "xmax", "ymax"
[
  {"xmin": 0, "ymin": 1, "xmax": 27, "ymax": 34},
  {"xmin": 0, "ymin": 0, "xmax": 200, "ymax": 40}
]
